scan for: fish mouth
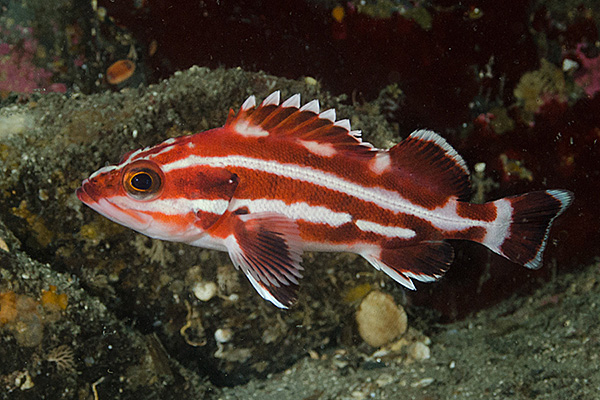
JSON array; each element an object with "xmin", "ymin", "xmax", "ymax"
[
  {"xmin": 77, "ymin": 179, "xmax": 152, "ymax": 229},
  {"xmin": 76, "ymin": 179, "xmax": 96, "ymax": 205}
]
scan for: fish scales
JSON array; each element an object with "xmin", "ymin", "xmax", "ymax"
[{"xmin": 77, "ymin": 91, "xmax": 573, "ymax": 308}]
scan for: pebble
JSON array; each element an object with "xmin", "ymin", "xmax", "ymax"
[{"xmin": 192, "ymin": 281, "xmax": 217, "ymax": 301}]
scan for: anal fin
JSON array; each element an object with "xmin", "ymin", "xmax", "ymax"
[
  {"xmin": 362, "ymin": 241, "xmax": 454, "ymax": 290},
  {"xmin": 226, "ymin": 212, "xmax": 304, "ymax": 308}
]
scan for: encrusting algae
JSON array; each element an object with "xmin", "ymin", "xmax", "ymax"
[
  {"xmin": 513, "ymin": 59, "xmax": 568, "ymax": 117},
  {"xmin": 0, "ymin": 286, "xmax": 68, "ymax": 347}
]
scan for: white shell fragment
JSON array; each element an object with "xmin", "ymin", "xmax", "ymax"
[{"xmin": 192, "ymin": 281, "xmax": 218, "ymax": 301}]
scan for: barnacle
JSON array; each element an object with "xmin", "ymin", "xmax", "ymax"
[{"xmin": 191, "ymin": 281, "xmax": 217, "ymax": 302}]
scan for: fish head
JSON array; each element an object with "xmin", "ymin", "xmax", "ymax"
[{"xmin": 77, "ymin": 140, "xmax": 239, "ymax": 243}]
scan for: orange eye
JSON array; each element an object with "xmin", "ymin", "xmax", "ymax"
[{"xmin": 123, "ymin": 161, "xmax": 163, "ymax": 200}]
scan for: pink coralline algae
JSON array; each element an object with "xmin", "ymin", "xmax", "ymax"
[
  {"xmin": 573, "ymin": 43, "xmax": 600, "ymax": 98},
  {"xmin": 0, "ymin": 26, "xmax": 62, "ymax": 96}
]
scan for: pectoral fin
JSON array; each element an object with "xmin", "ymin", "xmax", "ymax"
[{"xmin": 225, "ymin": 212, "xmax": 304, "ymax": 308}]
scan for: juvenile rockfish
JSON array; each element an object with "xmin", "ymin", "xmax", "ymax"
[{"xmin": 77, "ymin": 91, "xmax": 573, "ymax": 308}]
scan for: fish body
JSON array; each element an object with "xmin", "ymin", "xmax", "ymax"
[{"xmin": 77, "ymin": 91, "xmax": 573, "ymax": 308}]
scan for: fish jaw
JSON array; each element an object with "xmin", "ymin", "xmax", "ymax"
[{"xmin": 77, "ymin": 177, "xmax": 154, "ymax": 233}]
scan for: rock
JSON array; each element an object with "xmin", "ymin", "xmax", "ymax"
[{"xmin": 355, "ymin": 290, "xmax": 407, "ymax": 347}]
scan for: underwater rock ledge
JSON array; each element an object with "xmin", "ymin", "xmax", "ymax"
[{"xmin": 0, "ymin": 65, "xmax": 398, "ymax": 388}]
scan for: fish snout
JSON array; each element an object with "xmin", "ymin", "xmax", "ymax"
[{"xmin": 77, "ymin": 179, "xmax": 101, "ymax": 205}]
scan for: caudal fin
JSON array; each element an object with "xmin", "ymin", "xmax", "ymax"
[{"xmin": 486, "ymin": 190, "xmax": 573, "ymax": 269}]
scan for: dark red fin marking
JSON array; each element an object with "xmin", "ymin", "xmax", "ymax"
[
  {"xmin": 497, "ymin": 190, "xmax": 573, "ymax": 269},
  {"xmin": 362, "ymin": 241, "xmax": 454, "ymax": 290},
  {"xmin": 225, "ymin": 91, "xmax": 375, "ymax": 157},
  {"xmin": 227, "ymin": 212, "xmax": 304, "ymax": 308},
  {"xmin": 190, "ymin": 170, "xmax": 239, "ymax": 231},
  {"xmin": 389, "ymin": 130, "xmax": 471, "ymax": 202},
  {"xmin": 191, "ymin": 169, "xmax": 239, "ymax": 200}
]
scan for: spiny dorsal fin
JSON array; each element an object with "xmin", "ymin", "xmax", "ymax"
[
  {"xmin": 388, "ymin": 130, "xmax": 471, "ymax": 203},
  {"xmin": 225, "ymin": 91, "xmax": 375, "ymax": 157}
]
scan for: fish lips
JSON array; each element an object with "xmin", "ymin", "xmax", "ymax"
[
  {"xmin": 77, "ymin": 179, "xmax": 152, "ymax": 229},
  {"xmin": 76, "ymin": 179, "xmax": 96, "ymax": 205}
]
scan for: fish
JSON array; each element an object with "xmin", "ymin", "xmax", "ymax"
[{"xmin": 77, "ymin": 91, "xmax": 573, "ymax": 308}]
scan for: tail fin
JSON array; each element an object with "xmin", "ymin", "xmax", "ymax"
[{"xmin": 485, "ymin": 190, "xmax": 573, "ymax": 269}]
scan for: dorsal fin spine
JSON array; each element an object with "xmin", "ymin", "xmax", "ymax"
[
  {"xmin": 319, "ymin": 109, "xmax": 336, "ymax": 122},
  {"xmin": 334, "ymin": 119, "xmax": 351, "ymax": 130},
  {"xmin": 299, "ymin": 99, "xmax": 320, "ymax": 113},
  {"xmin": 281, "ymin": 93, "xmax": 301, "ymax": 108},
  {"xmin": 241, "ymin": 95, "xmax": 256, "ymax": 111},
  {"xmin": 261, "ymin": 91, "xmax": 281, "ymax": 106},
  {"xmin": 228, "ymin": 92, "xmax": 377, "ymax": 156}
]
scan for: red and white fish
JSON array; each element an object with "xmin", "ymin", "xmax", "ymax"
[{"xmin": 77, "ymin": 91, "xmax": 573, "ymax": 308}]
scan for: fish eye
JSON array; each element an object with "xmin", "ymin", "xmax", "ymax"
[
  {"xmin": 123, "ymin": 161, "xmax": 164, "ymax": 200},
  {"xmin": 131, "ymin": 172, "xmax": 153, "ymax": 191}
]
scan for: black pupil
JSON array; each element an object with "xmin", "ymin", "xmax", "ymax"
[{"xmin": 131, "ymin": 172, "xmax": 153, "ymax": 190}]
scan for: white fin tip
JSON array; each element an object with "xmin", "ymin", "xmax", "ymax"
[
  {"xmin": 262, "ymin": 91, "xmax": 280, "ymax": 106},
  {"xmin": 334, "ymin": 119, "xmax": 351, "ymax": 130},
  {"xmin": 246, "ymin": 273, "xmax": 287, "ymax": 308},
  {"xmin": 319, "ymin": 109, "xmax": 336, "ymax": 122},
  {"xmin": 409, "ymin": 129, "xmax": 469, "ymax": 175},
  {"xmin": 300, "ymin": 99, "xmax": 320, "ymax": 114},
  {"xmin": 282, "ymin": 93, "xmax": 301, "ymax": 108},
  {"xmin": 241, "ymin": 95, "xmax": 256, "ymax": 111}
]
